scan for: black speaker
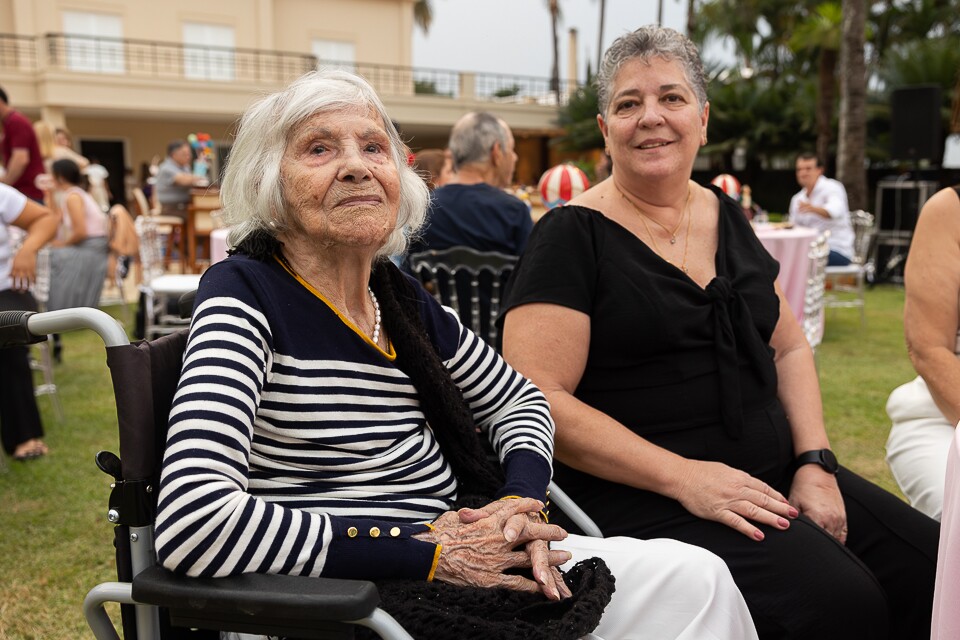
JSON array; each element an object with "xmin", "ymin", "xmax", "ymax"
[{"xmin": 891, "ymin": 85, "xmax": 942, "ymax": 162}]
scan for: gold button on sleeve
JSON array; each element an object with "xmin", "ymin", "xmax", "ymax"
[
  {"xmin": 369, "ymin": 526, "xmax": 381, "ymax": 538},
  {"xmin": 390, "ymin": 527, "xmax": 401, "ymax": 537},
  {"xmin": 347, "ymin": 527, "xmax": 358, "ymax": 538}
]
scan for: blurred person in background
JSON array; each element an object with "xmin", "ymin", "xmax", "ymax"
[
  {"xmin": 43, "ymin": 158, "xmax": 109, "ymax": 362},
  {"xmin": 0, "ymin": 85, "xmax": 45, "ymax": 202},
  {"xmin": 413, "ymin": 148, "xmax": 453, "ymax": 190},
  {"xmin": 788, "ymin": 153, "xmax": 853, "ymax": 265},
  {"xmin": 0, "ymin": 183, "xmax": 58, "ymax": 460},
  {"xmin": 155, "ymin": 140, "xmax": 205, "ymax": 220}
]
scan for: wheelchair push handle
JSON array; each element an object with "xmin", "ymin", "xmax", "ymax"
[
  {"xmin": 0, "ymin": 310, "xmax": 47, "ymax": 348},
  {"xmin": 0, "ymin": 308, "xmax": 130, "ymax": 349}
]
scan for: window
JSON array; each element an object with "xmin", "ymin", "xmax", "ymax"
[
  {"xmin": 62, "ymin": 11, "xmax": 124, "ymax": 74},
  {"xmin": 311, "ymin": 39, "xmax": 355, "ymax": 72},
  {"xmin": 183, "ymin": 23, "xmax": 235, "ymax": 81}
]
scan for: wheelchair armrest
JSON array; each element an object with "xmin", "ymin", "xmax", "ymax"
[{"xmin": 132, "ymin": 565, "xmax": 380, "ymax": 621}]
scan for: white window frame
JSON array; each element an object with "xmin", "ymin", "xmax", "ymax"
[
  {"xmin": 62, "ymin": 11, "xmax": 124, "ymax": 74},
  {"xmin": 182, "ymin": 22, "xmax": 235, "ymax": 81},
  {"xmin": 311, "ymin": 39, "xmax": 356, "ymax": 72}
]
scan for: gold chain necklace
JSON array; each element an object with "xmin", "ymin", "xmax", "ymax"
[
  {"xmin": 618, "ymin": 185, "xmax": 695, "ymax": 273},
  {"xmin": 618, "ymin": 186, "xmax": 690, "ymax": 244}
]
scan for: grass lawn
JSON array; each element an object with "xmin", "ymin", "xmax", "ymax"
[{"xmin": 0, "ymin": 286, "xmax": 916, "ymax": 638}]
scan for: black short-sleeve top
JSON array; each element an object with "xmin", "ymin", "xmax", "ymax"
[{"xmin": 501, "ymin": 185, "xmax": 783, "ymax": 440}]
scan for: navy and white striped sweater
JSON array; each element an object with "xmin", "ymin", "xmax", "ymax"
[{"xmin": 154, "ymin": 255, "xmax": 554, "ymax": 581}]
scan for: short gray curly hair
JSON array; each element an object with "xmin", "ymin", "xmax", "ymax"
[
  {"xmin": 221, "ymin": 69, "xmax": 429, "ymax": 259},
  {"xmin": 595, "ymin": 25, "xmax": 707, "ymax": 116}
]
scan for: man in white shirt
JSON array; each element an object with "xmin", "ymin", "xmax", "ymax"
[{"xmin": 789, "ymin": 152, "xmax": 855, "ymax": 266}]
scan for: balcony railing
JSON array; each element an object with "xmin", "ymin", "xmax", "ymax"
[{"xmin": 1, "ymin": 32, "xmax": 576, "ymax": 106}]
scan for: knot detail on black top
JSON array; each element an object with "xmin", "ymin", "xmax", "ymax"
[{"xmin": 705, "ymin": 276, "xmax": 776, "ymax": 439}]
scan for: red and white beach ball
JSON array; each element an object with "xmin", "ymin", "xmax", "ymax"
[
  {"xmin": 538, "ymin": 164, "xmax": 590, "ymax": 210},
  {"xmin": 710, "ymin": 174, "xmax": 741, "ymax": 198}
]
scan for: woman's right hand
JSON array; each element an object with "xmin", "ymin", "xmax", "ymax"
[
  {"xmin": 673, "ymin": 459, "xmax": 798, "ymax": 541},
  {"xmin": 413, "ymin": 498, "xmax": 571, "ymax": 595}
]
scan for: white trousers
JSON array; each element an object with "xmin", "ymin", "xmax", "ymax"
[
  {"xmin": 228, "ymin": 535, "xmax": 758, "ymax": 640},
  {"xmin": 561, "ymin": 535, "xmax": 758, "ymax": 640},
  {"xmin": 886, "ymin": 375, "xmax": 955, "ymax": 521}
]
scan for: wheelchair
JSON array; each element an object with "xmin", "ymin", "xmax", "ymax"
[{"xmin": 0, "ymin": 306, "xmax": 601, "ymax": 639}]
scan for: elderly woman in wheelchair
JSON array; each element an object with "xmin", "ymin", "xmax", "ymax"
[{"xmin": 153, "ymin": 69, "xmax": 758, "ymax": 639}]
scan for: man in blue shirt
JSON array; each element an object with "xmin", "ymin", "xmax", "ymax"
[{"xmin": 413, "ymin": 112, "xmax": 532, "ymax": 255}]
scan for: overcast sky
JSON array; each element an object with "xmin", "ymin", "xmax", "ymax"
[{"xmin": 412, "ymin": 0, "xmax": 705, "ymax": 82}]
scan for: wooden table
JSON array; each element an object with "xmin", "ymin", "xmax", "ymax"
[{"xmin": 186, "ymin": 188, "xmax": 221, "ymax": 272}]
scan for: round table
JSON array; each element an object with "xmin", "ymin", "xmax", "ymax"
[{"xmin": 754, "ymin": 225, "xmax": 819, "ymax": 323}]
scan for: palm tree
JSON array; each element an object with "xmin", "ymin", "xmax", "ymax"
[
  {"xmin": 789, "ymin": 2, "xmax": 842, "ymax": 167},
  {"xmin": 548, "ymin": 0, "xmax": 561, "ymax": 98},
  {"xmin": 595, "ymin": 0, "xmax": 606, "ymax": 72},
  {"xmin": 414, "ymin": 0, "xmax": 433, "ymax": 35},
  {"xmin": 837, "ymin": 0, "xmax": 867, "ymax": 210}
]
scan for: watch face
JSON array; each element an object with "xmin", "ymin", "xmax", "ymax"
[{"xmin": 820, "ymin": 449, "xmax": 839, "ymax": 472}]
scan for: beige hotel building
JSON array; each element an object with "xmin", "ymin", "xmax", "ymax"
[{"xmin": 1, "ymin": 0, "xmax": 575, "ymax": 208}]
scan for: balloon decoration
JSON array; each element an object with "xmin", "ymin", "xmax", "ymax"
[
  {"xmin": 538, "ymin": 163, "xmax": 590, "ymax": 210},
  {"xmin": 187, "ymin": 132, "xmax": 215, "ymax": 180},
  {"xmin": 710, "ymin": 173, "xmax": 741, "ymax": 199}
]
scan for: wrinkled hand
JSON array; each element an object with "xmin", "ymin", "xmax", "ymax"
[
  {"xmin": 789, "ymin": 465, "xmax": 847, "ymax": 544},
  {"xmin": 458, "ymin": 499, "xmax": 572, "ymax": 601},
  {"xmin": 414, "ymin": 498, "xmax": 571, "ymax": 598},
  {"xmin": 674, "ymin": 459, "xmax": 798, "ymax": 541},
  {"xmin": 9, "ymin": 250, "xmax": 36, "ymax": 291}
]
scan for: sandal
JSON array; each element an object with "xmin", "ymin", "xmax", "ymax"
[{"xmin": 12, "ymin": 439, "xmax": 48, "ymax": 461}]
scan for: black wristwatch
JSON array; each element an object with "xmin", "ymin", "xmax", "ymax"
[{"xmin": 795, "ymin": 449, "xmax": 839, "ymax": 474}]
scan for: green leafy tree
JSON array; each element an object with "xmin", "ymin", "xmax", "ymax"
[
  {"xmin": 493, "ymin": 84, "xmax": 522, "ymax": 98},
  {"xmin": 414, "ymin": 0, "xmax": 433, "ymax": 34},
  {"xmin": 554, "ymin": 77, "xmax": 604, "ymax": 151}
]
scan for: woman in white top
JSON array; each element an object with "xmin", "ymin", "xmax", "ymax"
[
  {"xmin": 0, "ymin": 183, "xmax": 58, "ymax": 460},
  {"xmin": 887, "ymin": 185, "xmax": 960, "ymax": 520}
]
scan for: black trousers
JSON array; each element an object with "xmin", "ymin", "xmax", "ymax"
[
  {"xmin": 0, "ymin": 289, "xmax": 44, "ymax": 454},
  {"xmin": 554, "ymin": 402, "xmax": 940, "ymax": 639}
]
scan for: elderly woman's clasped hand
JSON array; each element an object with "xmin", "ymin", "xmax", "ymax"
[{"xmin": 414, "ymin": 497, "xmax": 573, "ymax": 600}]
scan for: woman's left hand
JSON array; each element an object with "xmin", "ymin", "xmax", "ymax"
[
  {"xmin": 9, "ymin": 250, "xmax": 36, "ymax": 291},
  {"xmin": 458, "ymin": 499, "xmax": 573, "ymax": 601},
  {"xmin": 789, "ymin": 466, "xmax": 848, "ymax": 544}
]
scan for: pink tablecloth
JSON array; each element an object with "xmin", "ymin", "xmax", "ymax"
[
  {"xmin": 210, "ymin": 227, "xmax": 230, "ymax": 265},
  {"xmin": 755, "ymin": 225, "xmax": 819, "ymax": 323},
  {"xmin": 933, "ymin": 427, "xmax": 960, "ymax": 639}
]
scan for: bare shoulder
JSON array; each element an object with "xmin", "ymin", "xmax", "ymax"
[{"xmin": 915, "ymin": 187, "xmax": 960, "ymax": 237}]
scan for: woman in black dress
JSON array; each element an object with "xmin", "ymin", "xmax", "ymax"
[{"xmin": 500, "ymin": 25, "xmax": 938, "ymax": 640}]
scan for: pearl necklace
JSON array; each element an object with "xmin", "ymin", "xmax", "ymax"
[
  {"xmin": 368, "ymin": 286, "xmax": 381, "ymax": 345},
  {"xmin": 277, "ymin": 252, "xmax": 383, "ymax": 345}
]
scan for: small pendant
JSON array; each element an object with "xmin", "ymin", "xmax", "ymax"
[{"xmin": 669, "ymin": 236, "xmax": 677, "ymax": 244}]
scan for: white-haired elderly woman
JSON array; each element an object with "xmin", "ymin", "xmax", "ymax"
[
  {"xmin": 501, "ymin": 25, "xmax": 939, "ymax": 640},
  {"xmin": 152, "ymin": 69, "xmax": 758, "ymax": 640}
]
